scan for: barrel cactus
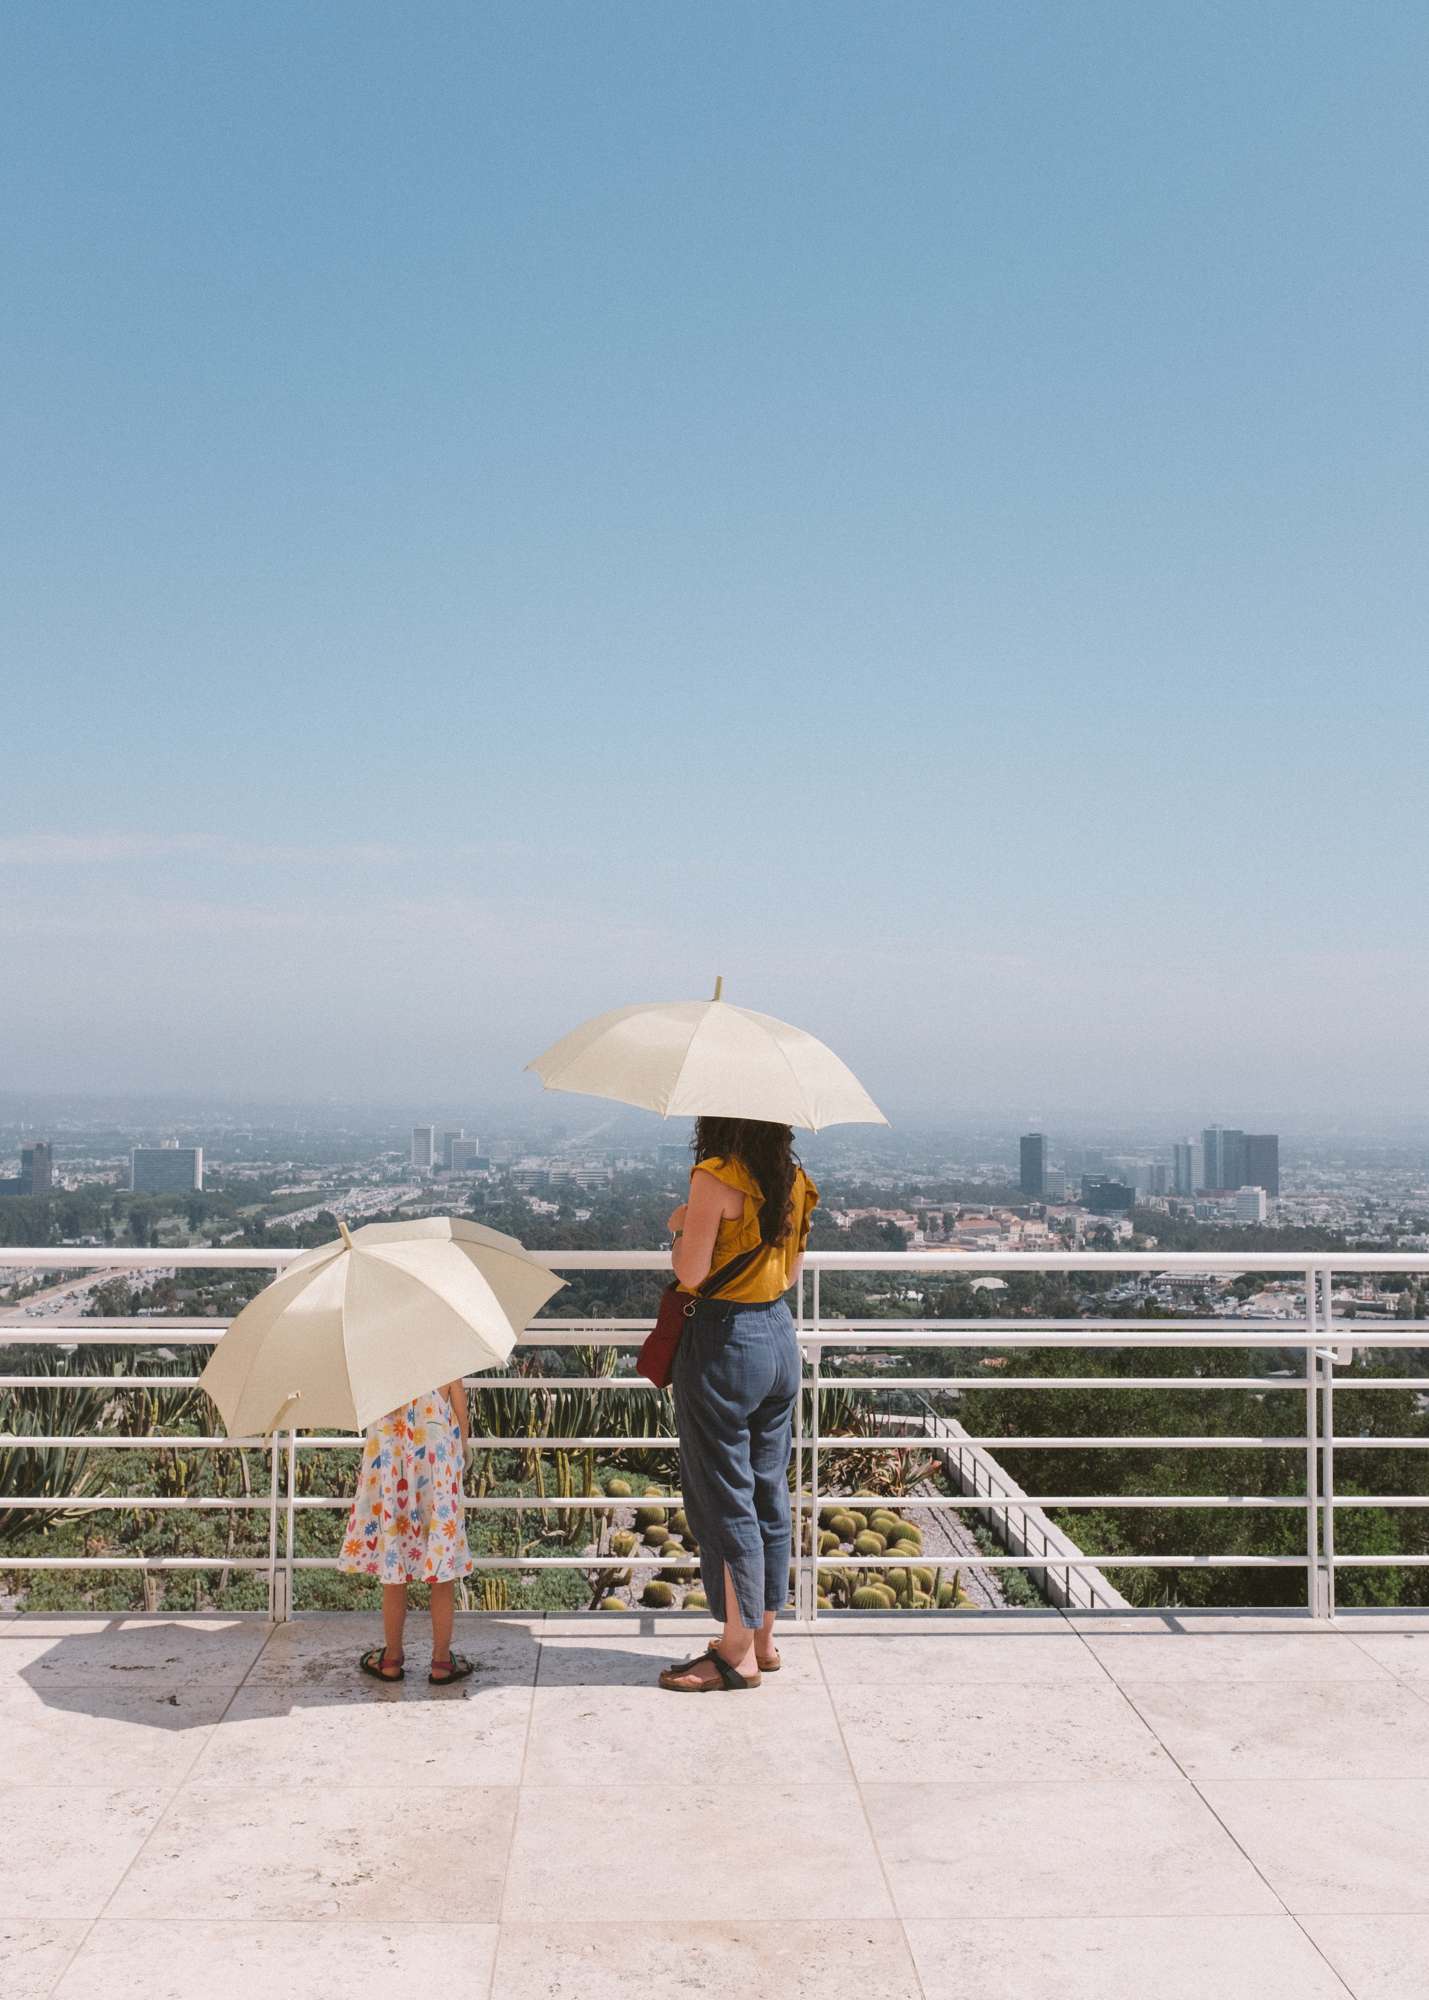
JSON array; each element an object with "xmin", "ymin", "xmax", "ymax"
[
  {"xmin": 642, "ymin": 1484, "xmax": 665, "ymax": 1497},
  {"xmin": 851, "ymin": 1586, "xmax": 890, "ymax": 1610},
  {"xmin": 669, "ymin": 1509, "xmax": 689, "ymax": 1536},
  {"xmin": 828, "ymin": 1511, "xmax": 858, "ymax": 1539},
  {"xmin": 854, "ymin": 1530, "xmax": 886, "ymax": 1556},
  {"xmin": 641, "ymin": 1580, "xmax": 676, "ymax": 1608},
  {"xmin": 610, "ymin": 1530, "xmax": 639, "ymax": 1557},
  {"xmin": 598, "ymin": 1595, "xmax": 627, "ymax": 1610},
  {"xmin": 643, "ymin": 1524, "xmax": 670, "ymax": 1547},
  {"xmin": 886, "ymin": 1567, "xmax": 910, "ymax": 1596},
  {"xmin": 605, "ymin": 1476, "xmax": 632, "ymax": 1497},
  {"xmin": 816, "ymin": 1593, "xmax": 833, "ymax": 1610},
  {"xmin": 818, "ymin": 1529, "xmax": 842, "ymax": 1555},
  {"xmin": 685, "ymin": 1589, "xmax": 708, "ymax": 1609},
  {"xmin": 636, "ymin": 1503, "xmax": 668, "ymax": 1530}
]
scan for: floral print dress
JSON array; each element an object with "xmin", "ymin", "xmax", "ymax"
[{"xmin": 338, "ymin": 1389, "xmax": 474, "ymax": 1584}]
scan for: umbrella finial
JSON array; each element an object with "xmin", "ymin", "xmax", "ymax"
[
  {"xmin": 712, "ymin": 975, "xmax": 724, "ymax": 1002},
  {"xmin": 337, "ymin": 1218, "xmax": 355, "ymax": 1250}
]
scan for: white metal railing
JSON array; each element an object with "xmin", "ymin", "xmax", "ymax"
[{"xmin": 2, "ymin": 1247, "xmax": 1428, "ymax": 1619}]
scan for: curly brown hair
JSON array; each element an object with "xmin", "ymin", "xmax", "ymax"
[{"xmin": 691, "ymin": 1116, "xmax": 799, "ymax": 1247}]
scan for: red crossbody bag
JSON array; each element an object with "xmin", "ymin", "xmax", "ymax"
[{"xmin": 637, "ymin": 1245, "xmax": 763, "ymax": 1388}]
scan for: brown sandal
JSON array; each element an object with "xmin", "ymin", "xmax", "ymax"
[
  {"xmin": 659, "ymin": 1648, "xmax": 761, "ymax": 1693},
  {"xmin": 705, "ymin": 1638, "xmax": 780, "ymax": 1673}
]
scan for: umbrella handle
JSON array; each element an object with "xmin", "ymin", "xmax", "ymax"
[{"xmin": 268, "ymin": 1391, "xmax": 303, "ymax": 1431}]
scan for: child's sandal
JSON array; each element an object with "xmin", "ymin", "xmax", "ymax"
[
  {"xmin": 429, "ymin": 1651, "xmax": 475, "ymax": 1684},
  {"xmin": 358, "ymin": 1647, "xmax": 405, "ymax": 1682}
]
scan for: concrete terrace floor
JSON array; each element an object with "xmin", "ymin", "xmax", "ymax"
[{"xmin": 5, "ymin": 1609, "xmax": 1429, "ymax": 1998}]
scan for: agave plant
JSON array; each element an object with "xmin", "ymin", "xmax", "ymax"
[{"xmin": 0, "ymin": 1379, "xmax": 99, "ymax": 1543}]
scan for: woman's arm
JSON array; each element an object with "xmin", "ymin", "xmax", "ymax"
[{"xmin": 670, "ymin": 1168, "xmax": 731, "ymax": 1290}]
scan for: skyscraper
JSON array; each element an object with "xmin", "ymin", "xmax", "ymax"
[
  {"xmin": 411, "ymin": 1125, "xmax": 435, "ymax": 1171},
  {"xmin": 20, "ymin": 1142, "xmax": 52, "ymax": 1195},
  {"xmin": 1244, "ymin": 1134, "xmax": 1280, "ymax": 1198},
  {"xmin": 130, "ymin": 1145, "xmax": 203, "ymax": 1193},
  {"xmin": 438, "ymin": 1127, "xmax": 464, "ymax": 1169},
  {"xmin": 1172, "ymin": 1140, "xmax": 1197, "ymax": 1196},
  {"xmin": 1019, "ymin": 1132, "xmax": 1046, "ymax": 1198},
  {"xmin": 1201, "ymin": 1127, "xmax": 1248, "ymax": 1191}
]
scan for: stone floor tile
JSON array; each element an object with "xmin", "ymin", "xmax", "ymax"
[
  {"xmin": 0, "ymin": 1615, "xmax": 269, "ymax": 1689},
  {"xmin": 247, "ymin": 1611, "xmax": 540, "ymax": 1691},
  {"xmin": 832, "ymin": 1680, "xmax": 1172, "ymax": 1783},
  {"xmin": 491, "ymin": 1920, "xmax": 921, "ymax": 1999},
  {"xmin": 1201, "ymin": 1780, "xmax": 1429, "ymax": 1913},
  {"xmin": 0, "ymin": 1680, "xmax": 227, "ymax": 1786},
  {"xmin": 504, "ymin": 1783, "xmax": 891, "ymax": 1921},
  {"xmin": 522, "ymin": 1681, "xmax": 847, "ymax": 1786},
  {"xmin": 54, "ymin": 1920, "xmax": 499, "ymax": 1998},
  {"xmin": 535, "ymin": 1629, "xmax": 821, "ymax": 1684},
  {"xmin": 108, "ymin": 1785, "xmax": 517, "ymax": 1921},
  {"xmin": 815, "ymin": 1629, "xmax": 1103, "ymax": 1684},
  {"xmin": 1087, "ymin": 1631, "xmax": 1393, "ymax": 1683},
  {"xmin": 863, "ymin": 1780, "xmax": 1279, "ymax": 1917},
  {"xmin": 1301, "ymin": 1914, "xmax": 1429, "ymax": 1999},
  {"xmin": 187, "ymin": 1678, "xmax": 533, "ymax": 1788},
  {"xmin": 0, "ymin": 1921, "xmax": 87, "ymax": 2000},
  {"xmin": 905, "ymin": 1915, "xmax": 1349, "ymax": 1998},
  {"xmin": 0, "ymin": 1789, "xmax": 170, "ymax": 1920},
  {"xmin": 1123, "ymin": 1679, "xmax": 1429, "ymax": 1779}
]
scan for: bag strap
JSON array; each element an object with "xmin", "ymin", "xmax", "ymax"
[{"xmin": 689, "ymin": 1242, "xmax": 763, "ymax": 1304}]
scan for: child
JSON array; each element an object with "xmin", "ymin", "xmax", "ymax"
[{"xmin": 338, "ymin": 1375, "xmax": 475, "ymax": 1684}]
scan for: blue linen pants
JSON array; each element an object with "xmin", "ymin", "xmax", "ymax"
[{"xmin": 672, "ymin": 1296, "xmax": 801, "ymax": 1628}]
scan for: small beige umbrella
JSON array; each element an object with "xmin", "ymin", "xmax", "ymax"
[
  {"xmin": 199, "ymin": 1216, "xmax": 564, "ymax": 1435},
  {"xmin": 527, "ymin": 979, "xmax": 887, "ymax": 1132}
]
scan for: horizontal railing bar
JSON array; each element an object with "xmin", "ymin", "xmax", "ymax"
[
  {"xmin": 821, "ymin": 1377, "xmax": 1325, "ymax": 1391},
  {"xmin": 9, "ymin": 1247, "xmax": 1429, "ymax": 1270},
  {"xmin": 819, "ymin": 1435, "xmax": 1312, "ymax": 1449}
]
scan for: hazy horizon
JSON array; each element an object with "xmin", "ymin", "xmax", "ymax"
[{"xmin": 5, "ymin": 7, "xmax": 1427, "ymax": 1121}]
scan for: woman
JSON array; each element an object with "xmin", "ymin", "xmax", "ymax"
[{"xmin": 657, "ymin": 1116, "xmax": 818, "ymax": 1693}]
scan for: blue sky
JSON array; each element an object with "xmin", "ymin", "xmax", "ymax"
[{"xmin": 3, "ymin": 4, "xmax": 1426, "ymax": 1121}]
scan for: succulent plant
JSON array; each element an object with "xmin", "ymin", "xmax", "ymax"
[
  {"xmin": 660, "ymin": 1560, "xmax": 692, "ymax": 1582},
  {"xmin": 605, "ymin": 1477, "xmax": 633, "ymax": 1498},
  {"xmin": 912, "ymin": 1590, "xmax": 935, "ymax": 1608},
  {"xmin": 635, "ymin": 1504, "xmax": 668, "ymax": 1530},
  {"xmin": 685, "ymin": 1589, "xmax": 708, "ymax": 1609},
  {"xmin": 846, "ymin": 1510, "xmax": 869, "ymax": 1533},
  {"xmin": 828, "ymin": 1510, "xmax": 858, "ymax": 1539},
  {"xmin": 873, "ymin": 1584, "xmax": 898, "ymax": 1608},
  {"xmin": 815, "ymin": 1593, "xmax": 833, "ymax": 1610},
  {"xmin": 643, "ymin": 1524, "xmax": 670, "ymax": 1547},
  {"xmin": 669, "ymin": 1509, "xmax": 689, "ymax": 1536},
  {"xmin": 819, "ymin": 1506, "xmax": 843, "ymax": 1531},
  {"xmin": 912, "ymin": 1565, "xmax": 935, "ymax": 1594},
  {"xmin": 818, "ymin": 1530, "xmax": 842, "ymax": 1555},
  {"xmin": 886, "ymin": 1567, "xmax": 910, "ymax": 1596},
  {"xmin": 641, "ymin": 1580, "xmax": 676, "ymax": 1608},
  {"xmin": 610, "ymin": 1530, "xmax": 639, "ymax": 1557},
  {"xmin": 935, "ymin": 1580, "xmax": 959, "ymax": 1607},
  {"xmin": 889, "ymin": 1538, "xmax": 921, "ymax": 1559},
  {"xmin": 642, "ymin": 1484, "xmax": 665, "ymax": 1497},
  {"xmin": 598, "ymin": 1595, "xmax": 627, "ymax": 1610},
  {"xmin": 851, "ymin": 1586, "xmax": 891, "ymax": 1610},
  {"xmin": 853, "ymin": 1530, "xmax": 887, "ymax": 1556}
]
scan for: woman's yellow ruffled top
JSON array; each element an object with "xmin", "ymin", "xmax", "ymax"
[{"xmin": 679, "ymin": 1154, "xmax": 819, "ymax": 1304}]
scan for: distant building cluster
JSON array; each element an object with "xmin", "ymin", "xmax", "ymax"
[
  {"xmin": 1018, "ymin": 1125, "xmax": 1280, "ymax": 1225},
  {"xmin": 410, "ymin": 1125, "xmax": 489, "ymax": 1175}
]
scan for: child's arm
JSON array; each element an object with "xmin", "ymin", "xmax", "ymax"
[{"xmin": 446, "ymin": 1378, "xmax": 470, "ymax": 1454}]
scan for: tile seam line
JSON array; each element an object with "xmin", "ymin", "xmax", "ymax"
[
  {"xmin": 810, "ymin": 1627, "xmax": 930, "ymax": 2000},
  {"xmin": 35, "ymin": 1618, "xmax": 274, "ymax": 1994},
  {"xmin": 489, "ymin": 1610, "xmax": 544, "ymax": 1986},
  {"xmin": 1111, "ymin": 1678, "xmax": 1357, "ymax": 2000}
]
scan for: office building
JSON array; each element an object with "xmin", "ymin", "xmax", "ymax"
[
  {"xmin": 1083, "ymin": 1177, "xmax": 1134, "ymax": 1215},
  {"xmin": 20, "ymin": 1142, "xmax": 53, "ymax": 1195},
  {"xmin": 1244, "ymin": 1133, "xmax": 1280, "ymax": 1198},
  {"xmin": 130, "ymin": 1145, "xmax": 203, "ymax": 1194},
  {"xmin": 438, "ymin": 1127, "xmax": 464, "ymax": 1169},
  {"xmin": 411, "ymin": 1125, "xmax": 435, "ymax": 1171},
  {"xmin": 1042, "ymin": 1167, "xmax": 1068, "ymax": 1201},
  {"xmin": 1236, "ymin": 1186, "xmax": 1268, "ymax": 1224},
  {"xmin": 1172, "ymin": 1140, "xmax": 1197, "ymax": 1196},
  {"xmin": 1201, "ymin": 1126, "xmax": 1248, "ymax": 1192},
  {"xmin": 449, "ymin": 1140, "xmax": 488, "ymax": 1173},
  {"xmin": 1019, "ymin": 1132, "xmax": 1047, "ymax": 1198}
]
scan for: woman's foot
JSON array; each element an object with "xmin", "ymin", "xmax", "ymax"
[
  {"xmin": 659, "ymin": 1646, "xmax": 760, "ymax": 1692},
  {"xmin": 705, "ymin": 1637, "xmax": 780, "ymax": 1673}
]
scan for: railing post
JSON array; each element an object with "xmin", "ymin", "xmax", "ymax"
[
  {"xmin": 283, "ymin": 1428, "xmax": 298, "ymax": 1622},
  {"xmin": 266, "ymin": 1430, "xmax": 286, "ymax": 1622},
  {"xmin": 806, "ymin": 1267, "xmax": 822, "ymax": 1623},
  {"xmin": 1319, "ymin": 1266, "xmax": 1337, "ymax": 1620},
  {"xmin": 1305, "ymin": 1266, "xmax": 1326, "ymax": 1619},
  {"xmin": 793, "ymin": 1267, "xmax": 807, "ymax": 1620}
]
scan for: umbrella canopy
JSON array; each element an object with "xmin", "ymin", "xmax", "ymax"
[
  {"xmin": 199, "ymin": 1216, "xmax": 564, "ymax": 1436},
  {"xmin": 526, "ymin": 981, "xmax": 887, "ymax": 1132}
]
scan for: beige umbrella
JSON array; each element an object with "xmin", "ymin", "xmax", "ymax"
[
  {"xmin": 526, "ymin": 978, "xmax": 887, "ymax": 1132},
  {"xmin": 199, "ymin": 1216, "xmax": 564, "ymax": 1435}
]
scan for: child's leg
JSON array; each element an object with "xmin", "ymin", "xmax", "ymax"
[
  {"xmin": 382, "ymin": 1582, "xmax": 408, "ymax": 1664},
  {"xmin": 429, "ymin": 1579, "xmax": 455, "ymax": 1665}
]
